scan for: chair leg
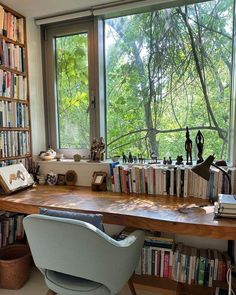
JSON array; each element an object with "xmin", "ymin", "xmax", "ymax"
[
  {"xmin": 128, "ymin": 278, "xmax": 137, "ymax": 295},
  {"xmin": 46, "ymin": 289, "xmax": 56, "ymax": 295}
]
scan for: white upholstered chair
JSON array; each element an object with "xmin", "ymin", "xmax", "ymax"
[{"xmin": 23, "ymin": 214, "xmax": 145, "ymax": 295}]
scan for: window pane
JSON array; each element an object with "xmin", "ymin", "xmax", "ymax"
[
  {"xmin": 55, "ymin": 33, "xmax": 89, "ymax": 149},
  {"xmin": 105, "ymin": 0, "xmax": 233, "ymax": 161}
]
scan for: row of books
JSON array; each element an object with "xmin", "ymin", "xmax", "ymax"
[
  {"xmin": 0, "ymin": 69, "xmax": 28, "ymax": 99},
  {"xmin": 0, "ymin": 39, "xmax": 25, "ymax": 72},
  {"xmin": 0, "ymin": 211, "xmax": 25, "ymax": 248},
  {"xmin": 0, "ymin": 5, "xmax": 24, "ymax": 44},
  {"xmin": 0, "ymin": 157, "xmax": 31, "ymax": 168},
  {"xmin": 0, "ymin": 130, "xmax": 30, "ymax": 158},
  {"xmin": 0, "ymin": 100, "xmax": 29, "ymax": 128},
  {"xmin": 128, "ymin": 232, "xmax": 231, "ymax": 287},
  {"xmin": 111, "ymin": 164, "xmax": 236, "ymax": 199}
]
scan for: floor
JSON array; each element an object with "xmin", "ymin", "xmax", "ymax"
[{"xmin": 0, "ymin": 268, "xmax": 161, "ymax": 295}]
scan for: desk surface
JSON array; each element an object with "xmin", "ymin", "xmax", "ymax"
[{"xmin": 0, "ymin": 185, "xmax": 235, "ymax": 240}]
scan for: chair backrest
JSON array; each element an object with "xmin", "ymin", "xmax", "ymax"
[{"xmin": 23, "ymin": 214, "xmax": 145, "ymax": 294}]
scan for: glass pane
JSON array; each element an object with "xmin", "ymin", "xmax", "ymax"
[
  {"xmin": 55, "ymin": 33, "xmax": 89, "ymax": 149},
  {"xmin": 105, "ymin": 0, "xmax": 233, "ymax": 161}
]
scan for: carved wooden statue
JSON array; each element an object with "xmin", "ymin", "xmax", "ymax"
[
  {"xmin": 195, "ymin": 130, "xmax": 204, "ymax": 164},
  {"xmin": 185, "ymin": 126, "xmax": 192, "ymax": 165}
]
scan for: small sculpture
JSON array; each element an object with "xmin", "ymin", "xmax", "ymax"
[
  {"xmin": 98, "ymin": 137, "xmax": 105, "ymax": 161},
  {"xmin": 150, "ymin": 151, "xmax": 157, "ymax": 163},
  {"xmin": 128, "ymin": 152, "xmax": 133, "ymax": 163},
  {"xmin": 195, "ymin": 130, "xmax": 204, "ymax": 164},
  {"xmin": 163, "ymin": 157, "xmax": 167, "ymax": 165},
  {"xmin": 122, "ymin": 152, "xmax": 127, "ymax": 163},
  {"xmin": 185, "ymin": 126, "xmax": 192, "ymax": 165},
  {"xmin": 176, "ymin": 155, "xmax": 183, "ymax": 165},
  {"xmin": 167, "ymin": 156, "xmax": 172, "ymax": 165},
  {"xmin": 90, "ymin": 137, "xmax": 105, "ymax": 162},
  {"xmin": 73, "ymin": 154, "xmax": 81, "ymax": 162},
  {"xmin": 138, "ymin": 154, "xmax": 144, "ymax": 164},
  {"xmin": 90, "ymin": 138, "xmax": 98, "ymax": 161}
]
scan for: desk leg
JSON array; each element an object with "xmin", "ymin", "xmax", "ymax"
[{"xmin": 128, "ymin": 278, "xmax": 137, "ymax": 295}]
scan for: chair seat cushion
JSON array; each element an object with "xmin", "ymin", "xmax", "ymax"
[{"xmin": 45, "ymin": 270, "xmax": 110, "ymax": 295}]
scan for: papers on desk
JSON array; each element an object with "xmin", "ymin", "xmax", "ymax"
[{"xmin": 178, "ymin": 204, "xmax": 214, "ymax": 214}]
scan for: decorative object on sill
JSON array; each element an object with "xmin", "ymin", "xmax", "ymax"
[
  {"xmin": 56, "ymin": 153, "xmax": 64, "ymax": 161},
  {"xmin": 89, "ymin": 137, "xmax": 106, "ymax": 162},
  {"xmin": 39, "ymin": 147, "xmax": 56, "ymax": 161},
  {"xmin": 65, "ymin": 170, "xmax": 77, "ymax": 185},
  {"xmin": 28, "ymin": 162, "xmax": 40, "ymax": 182},
  {"xmin": 195, "ymin": 130, "xmax": 204, "ymax": 164},
  {"xmin": 163, "ymin": 157, "xmax": 167, "ymax": 165},
  {"xmin": 167, "ymin": 156, "xmax": 172, "ymax": 165},
  {"xmin": 57, "ymin": 174, "xmax": 66, "ymax": 185},
  {"xmin": 46, "ymin": 171, "xmax": 57, "ymax": 185},
  {"xmin": 91, "ymin": 171, "xmax": 107, "ymax": 191},
  {"xmin": 122, "ymin": 152, "xmax": 127, "ymax": 163},
  {"xmin": 185, "ymin": 126, "xmax": 192, "ymax": 165},
  {"xmin": 149, "ymin": 151, "xmax": 158, "ymax": 164},
  {"xmin": 176, "ymin": 155, "xmax": 183, "ymax": 165},
  {"xmin": 73, "ymin": 154, "xmax": 81, "ymax": 162},
  {"xmin": 138, "ymin": 153, "xmax": 144, "ymax": 164}
]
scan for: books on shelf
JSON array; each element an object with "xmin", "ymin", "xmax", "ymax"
[
  {"xmin": 0, "ymin": 211, "xmax": 25, "ymax": 248},
  {"xmin": 110, "ymin": 164, "xmax": 236, "ymax": 200},
  {"xmin": 0, "ymin": 5, "xmax": 24, "ymax": 44},
  {"xmin": 120, "ymin": 231, "xmax": 232, "ymax": 288}
]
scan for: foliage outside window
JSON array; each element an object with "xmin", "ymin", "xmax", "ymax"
[
  {"xmin": 105, "ymin": 0, "xmax": 233, "ymax": 161},
  {"xmin": 55, "ymin": 33, "xmax": 90, "ymax": 149}
]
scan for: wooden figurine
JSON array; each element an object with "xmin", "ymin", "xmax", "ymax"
[
  {"xmin": 196, "ymin": 130, "xmax": 204, "ymax": 164},
  {"xmin": 185, "ymin": 126, "xmax": 192, "ymax": 165}
]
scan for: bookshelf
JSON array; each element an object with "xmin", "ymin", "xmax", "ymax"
[{"xmin": 0, "ymin": 3, "xmax": 31, "ymax": 167}]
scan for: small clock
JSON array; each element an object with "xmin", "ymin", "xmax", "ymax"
[{"xmin": 65, "ymin": 170, "xmax": 77, "ymax": 185}]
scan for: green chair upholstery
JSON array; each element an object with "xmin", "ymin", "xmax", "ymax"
[{"xmin": 23, "ymin": 214, "xmax": 145, "ymax": 295}]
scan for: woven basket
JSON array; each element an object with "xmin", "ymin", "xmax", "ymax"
[{"xmin": 0, "ymin": 244, "xmax": 32, "ymax": 289}]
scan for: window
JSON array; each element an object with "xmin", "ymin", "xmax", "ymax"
[
  {"xmin": 43, "ymin": 20, "xmax": 97, "ymax": 156},
  {"xmin": 105, "ymin": 0, "xmax": 234, "ymax": 161},
  {"xmin": 42, "ymin": 0, "xmax": 235, "ymax": 163}
]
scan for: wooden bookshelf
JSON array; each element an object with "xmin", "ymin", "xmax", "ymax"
[{"xmin": 0, "ymin": 2, "xmax": 32, "ymax": 165}]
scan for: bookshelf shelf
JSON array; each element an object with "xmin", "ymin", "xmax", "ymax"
[
  {"xmin": 0, "ymin": 34, "xmax": 24, "ymax": 47},
  {"xmin": 0, "ymin": 2, "xmax": 31, "ymax": 166},
  {"xmin": 0, "ymin": 96, "xmax": 28, "ymax": 103},
  {"xmin": 0, "ymin": 154, "xmax": 31, "ymax": 161},
  {"xmin": 0, "ymin": 65, "xmax": 26, "ymax": 76}
]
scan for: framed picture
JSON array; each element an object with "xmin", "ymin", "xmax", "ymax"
[
  {"xmin": 57, "ymin": 174, "xmax": 66, "ymax": 185},
  {"xmin": 0, "ymin": 163, "xmax": 34, "ymax": 194},
  {"xmin": 91, "ymin": 171, "xmax": 107, "ymax": 191}
]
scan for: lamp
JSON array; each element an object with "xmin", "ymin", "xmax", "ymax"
[{"xmin": 191, "ymin": 154, "xmax": 231, "ymax": 195}]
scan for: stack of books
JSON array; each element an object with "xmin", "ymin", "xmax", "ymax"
[{"xmin": 214, "ymin": 194, "xmax": 236, "ymax": 218}]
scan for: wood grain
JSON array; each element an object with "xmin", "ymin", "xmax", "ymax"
[{"xmin": 0, "ymin": 185, "xmax": 235, "ymax": 239}]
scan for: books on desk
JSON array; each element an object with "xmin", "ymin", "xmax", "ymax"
[{"xmin": 214, "ymin": 194, "xmax": 236, "ymax": 218}]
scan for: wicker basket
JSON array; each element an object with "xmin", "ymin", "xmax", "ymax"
[{"xmin": 0, "ymin": 244, "xmax": 32, "ymax": 289}]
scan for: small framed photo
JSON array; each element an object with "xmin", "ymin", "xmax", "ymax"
[
  {"xmin": 91, "ymin": 171, "xmax": 107, "ymax": 191},
  {"xmin": 57, "ymin": 174, "xmax": 66, "ymax": 185}
]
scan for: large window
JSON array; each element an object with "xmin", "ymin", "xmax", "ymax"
[
  {"xmin": 43, "ymin": 0, "xmax": 235, "ymax": 162},
  {"xmin": 105, "ymin": 0, "xmax": 234, "ymax": 161}
]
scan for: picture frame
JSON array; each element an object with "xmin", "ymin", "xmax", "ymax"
[
  {"xmin": 57, "ymin": 174, "xmax": 66, "ymax": 185},
  {"xmin": 91, "ymin": 171, "xmax": 107, "ymax": 191},
  {"xmin": 0, "ymin": 163, "xmax": 34, "ymax": 194}
]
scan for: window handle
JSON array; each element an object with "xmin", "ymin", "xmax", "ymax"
[{"xmin": 86, "ymin": 96, "xmax": 95, "ymax": 113}]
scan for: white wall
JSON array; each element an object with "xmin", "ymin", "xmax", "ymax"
[{"xmin": 26, "ymin": 17, "xmax": 46, "ymax": 156}]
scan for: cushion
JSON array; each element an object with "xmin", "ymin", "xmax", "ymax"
[{"xmin": 39, "ymin": 208, "xmax": 104, "ymax": 232}]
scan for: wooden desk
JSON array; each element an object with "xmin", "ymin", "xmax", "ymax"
[{"xmin": 0, "ymin": 184, "xmax": 235, "ymax": 240}]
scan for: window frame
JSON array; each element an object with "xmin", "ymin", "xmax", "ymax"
[{"xmin": 42, "ymin": 18, "xmax": 103, "ymax": 157}]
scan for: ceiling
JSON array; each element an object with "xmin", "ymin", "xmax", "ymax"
[{"xmin": 1, "ymin": 0, "xmax": 117, "ymax": 18}]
